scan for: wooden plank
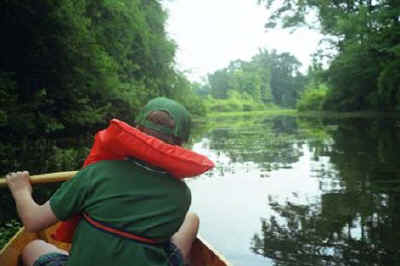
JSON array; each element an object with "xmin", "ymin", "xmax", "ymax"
[
  {"xmin": 0, "ymin": 228, "xmax": 37, "ymax": 266},
  {"xmin": 191, "ymin": 236, "xmax": 232, "ymax": 266}
]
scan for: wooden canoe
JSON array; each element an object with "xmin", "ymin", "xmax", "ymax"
[{"xmin": 0, "ymin": 222, "xmax": 231, "ymax": 266}]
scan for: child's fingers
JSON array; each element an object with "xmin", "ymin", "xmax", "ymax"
[
  {"xmin": 6, "ymin": 172, "xmax": 16, "ymax": 181},
  {"xmin": 6, "ymin": 171, "xmax": 31, "ymax": 186}
]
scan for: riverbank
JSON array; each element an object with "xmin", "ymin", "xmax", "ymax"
[
  {"xmin": 207, "ymin": 109, "xmax": 296, "ymax": 117},
  {"xmin": 202, "ymin": 109, "xmax": 400, "ymax": 120},
  {"xmin": 192, "ymin": 109, "xmax": 297, "ymax": 123}
]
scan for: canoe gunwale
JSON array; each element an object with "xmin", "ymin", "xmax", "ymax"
[{"xmin": 0, "ymin": 224, "xmax": 231, "ymax": 266}]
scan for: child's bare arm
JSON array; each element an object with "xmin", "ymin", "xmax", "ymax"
[{"xmin": 6, "ymin": 171, "xmax": 58, "ymax": 232}]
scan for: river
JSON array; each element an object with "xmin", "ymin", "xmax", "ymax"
[{"xmin": 1, "ymin": 113, "xmax": 400, "ymax": 265}]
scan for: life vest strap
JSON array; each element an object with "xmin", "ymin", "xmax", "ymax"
[{"xmin": 82, "ymin": 213, "xmax": 164, "ymax": 245}]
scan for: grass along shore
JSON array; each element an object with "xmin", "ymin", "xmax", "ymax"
[{"xmin": 206, "ymin": 109, "xmax": 297, "ymax": 118}]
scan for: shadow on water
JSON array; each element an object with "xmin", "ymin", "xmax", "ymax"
[{"xmin": 249, "ymin": 115, "xmax": 400, "ymax": 266}]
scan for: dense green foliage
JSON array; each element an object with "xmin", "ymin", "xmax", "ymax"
[
  {"xmin": 268, "ymin": 51, "xmax": 307, "ymax": 107},
  {"xmin": 296, "ymin": 84, "xmax": 328, "ymax": 111},
  {"xmin": 295, "ymin": 63, "xmax": 329, "ymax": 111},
  {"xmin": 0, "ymin": 0, "xmax": 204, "ymax": 138},
  {"xmin": 259, "ymin": 0, "xmax": 400, "ymax": 112},
  {"xmin": 204, "ymin": 91, "xmax": 266, "ymax": 113},
  {"xmin": 196, "ymin": 49, "xmax": 307, "ymax": 112},
  {"xmin": 0, "ymin": 220, "xmax": 20, "ymax": 248}
]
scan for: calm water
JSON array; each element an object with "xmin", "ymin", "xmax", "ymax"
[
  {"xmin": 1, "ymin": 113, "xmax": 400, "ymax": 266},
  {"xmin": 188, "ymin": 114, "xmax": 400, "ymax": 266}
]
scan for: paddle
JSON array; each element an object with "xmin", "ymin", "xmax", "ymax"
[{"xmin": 0, "ymin": 171, "xmax": 78, "ymax": 188}]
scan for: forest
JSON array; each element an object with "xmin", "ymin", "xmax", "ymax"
[
  {"xmin": 1, "ymin": 0, "xmax": 398, "ymax": 141},
  {"xmin": 0, "ymin": 0, "xmax": 205, "ymax": 139},
  {"xmin": 201, "ymin": 0, "xmax": 400, "ymax": 113},
  {"xmin": 196, "ymin": 49, "xmax": 308, "ymax": 112},
  {"xmin": 258, "ymin": 0, "xmax": 400, "ymax": 112}
]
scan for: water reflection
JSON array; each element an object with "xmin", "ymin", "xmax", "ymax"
[
  {"xmin": 250, "ymin": 116, "xmax": 400, "ymax": 266},
  {"xmin": 205, "ymin": 116, "xmax": 304, "ymax": 175}
]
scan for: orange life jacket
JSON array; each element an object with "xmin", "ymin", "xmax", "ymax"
[{"xmin": 52, "ymin": 119, "xmax": 214, "ymax": 243}]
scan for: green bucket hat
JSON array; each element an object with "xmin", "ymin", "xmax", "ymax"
[{"xmin": 135, "ymin": 97, "xmax": 192, "ymax": 143}]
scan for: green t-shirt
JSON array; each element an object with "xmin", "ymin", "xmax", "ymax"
[{"xmin": 50, "ymin": 159, "xmax": 191, "ymax": 266}]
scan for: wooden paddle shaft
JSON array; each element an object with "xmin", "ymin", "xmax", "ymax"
[{"xmin": 0, "ymin": 171, "xmax": 78, "ymax": 188}]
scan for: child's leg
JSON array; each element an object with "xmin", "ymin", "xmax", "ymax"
[
  {"xmin": 171, "ymin": 212, "xmax": 200, "ymax": 264},
  {"xmin": 22, "ymin": 240, "xmax": 68, "ymax": 266}
]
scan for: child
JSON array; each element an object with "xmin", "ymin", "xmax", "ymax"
[{"xmin": 7, "ymin": 97, "xmax": 200, "ymax": 266}]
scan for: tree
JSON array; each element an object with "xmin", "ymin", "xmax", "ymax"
[
  {"xmin": 0, "ymin": 0, "xmax": 204, "ymax": 137},
  {"xmin": 258, "ymin": 0, "xmax": 400, "ymax": 111},
  {"xmin": 204, "ymin": 49, "xmax": 305, "ymax": 109},
  {"xmin": 208, "ymin": 69, "xmax": 232, "ymax": 99},
  {"xmin": 251, "ymin": 49, "xmax": 273, "ymax": 104},
  {"xmin": 268, "ymin": 50, "xmax": 304, "ymax": 107}
]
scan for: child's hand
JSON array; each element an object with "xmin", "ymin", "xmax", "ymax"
[{"xmin": 6, "ymin": 171, "xmax": 32, "ymax": 195}]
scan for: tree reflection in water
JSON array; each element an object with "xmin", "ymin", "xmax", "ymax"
[
  {"xmin": 251, "ymin": 116, "xmax": 400, "ymax": 266},
  {"xmin": 205, "ymin": 116, "xmax": 304, "ymax": 175}
]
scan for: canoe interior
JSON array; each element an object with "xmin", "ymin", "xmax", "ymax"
[{"xmin": 0, "ymin": 223, "xmax": 230, "ymax": 266}]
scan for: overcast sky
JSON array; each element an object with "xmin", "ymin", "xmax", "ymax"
[{"xmin": 163, "ymin": 0, "xmax": 323, "ymax": 82}]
